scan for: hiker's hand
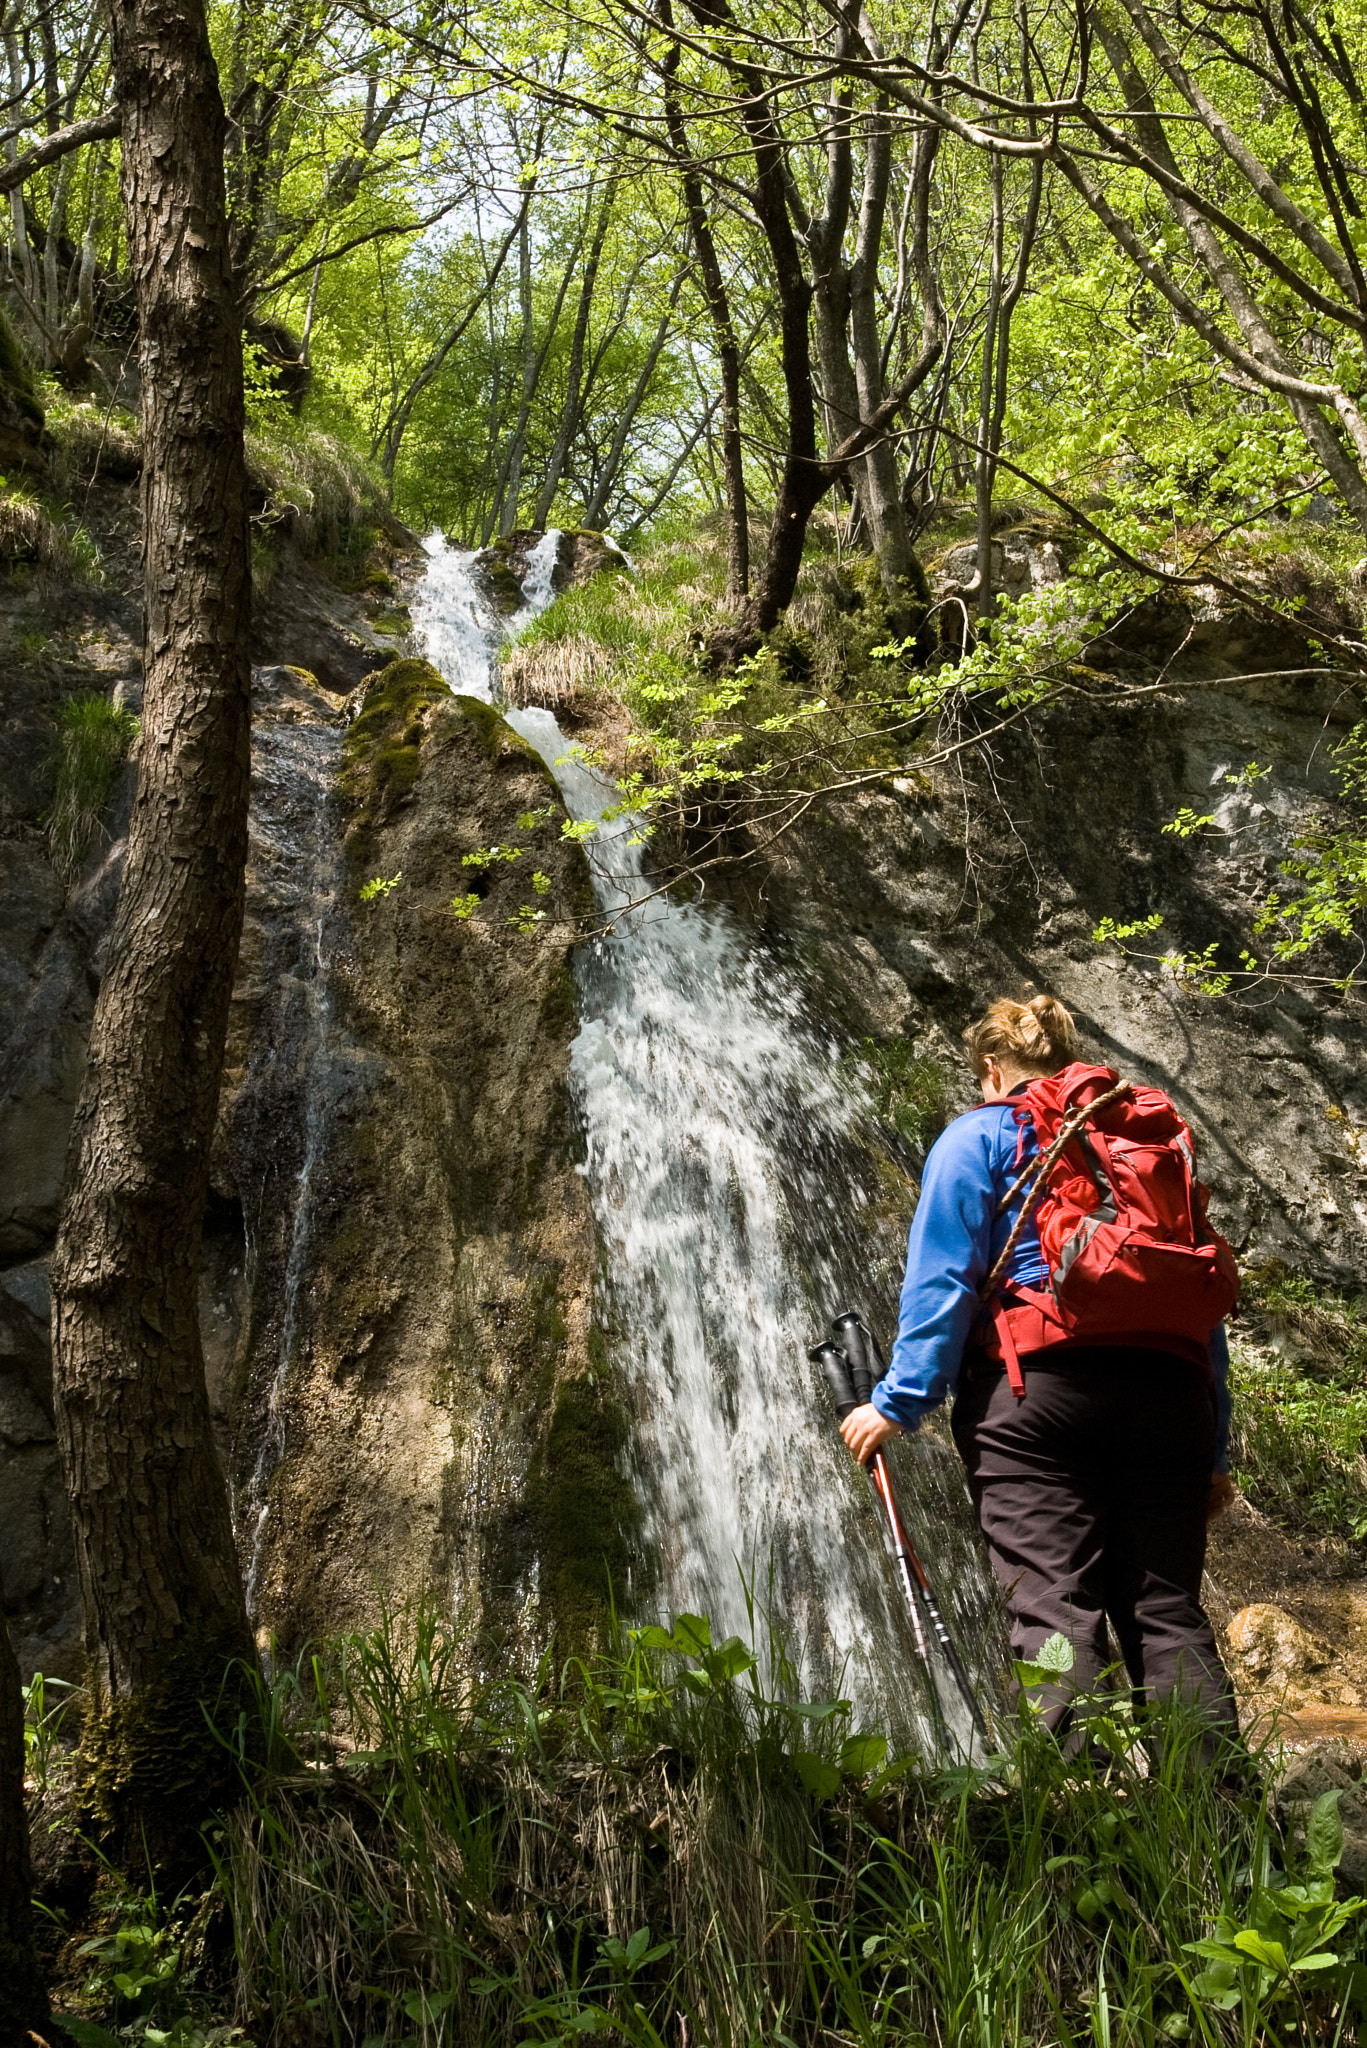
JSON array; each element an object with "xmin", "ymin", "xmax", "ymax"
[
  {"xmin": 1207, "ymin": 1472, "xmax": 1237, "ymax": 1522},
  {"xmin": 841, "ymin": 1404, "xmax": 902, "ymax": 1465}
]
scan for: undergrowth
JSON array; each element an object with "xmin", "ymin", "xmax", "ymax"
[
  {"xmin": 854, "ymin": 1039, "xmax": 955, "ymax": 1156},
  {"xmin": 245, "ymin": 415, "xmax": 390, "ymax": 573},
  {"xmin": 1229, "ymin": 1269, "xmax": 1367, "ymax": 1553},
  {"xmin": 45, "ymin": 691, "xmax": 140, "ymax": 882},
  {"xmin": 37, "ymin": 1601, "xmax": 1367, "ymax": 2048}
]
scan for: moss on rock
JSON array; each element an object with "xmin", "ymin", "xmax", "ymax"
[
  {"xmin": 0, "ymin": 308, "xmax": 44, "ymax": 434},
  {"xmin": 528, "ymin": 1369, "xmax": 644, "ymax": 1649},
  {"xmin": 341, "ymin": 657, "xmax": 450, "ymax": 837}
]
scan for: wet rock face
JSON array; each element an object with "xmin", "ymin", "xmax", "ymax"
[
  {"xmin": 1227, "ymin": 1602, "xmax": 1330, "ymax": 1687},
  {"xmin": 213, "ymin": 657, "xmax": 601, "ymax": 1664}
]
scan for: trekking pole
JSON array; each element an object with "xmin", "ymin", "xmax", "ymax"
[
  {"xmin": 810, "ymin": 1335, "xmax": 953, "ymax": 1755},
  {"xmin": 825, "ymin": 1310, "xmax": 992, "ymax": 1752}
]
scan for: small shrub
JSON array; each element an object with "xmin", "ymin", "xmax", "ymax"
[
  {"xmin": 46, "ymin": 692, "xmax": 140, "ymax": 882},
  {"xmin": 857, "ymin": 1038, "xmax": 953, "ymax": 1153},
  {"xmin": 1229, "ymin": 1268, "xmax": 1367, "ymax": 1548}
]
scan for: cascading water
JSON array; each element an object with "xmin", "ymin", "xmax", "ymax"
[
  {"xmin": 414, "ymin": 531, "xmax": 999, "ymax": 1745},
  {"xmin": 232, "ymin": 680, "xmax": 354, "ymax": 1624}
]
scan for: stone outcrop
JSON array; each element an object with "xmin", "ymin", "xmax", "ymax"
[
  {"xmin": 0, "ymin": 512, "xmax": 610, "ymax": 1675},
  {"xmin": 212, "ymin": 656, "xmax": 607, "ymax": 1662},
  {"xmin": 1227, "ymin": 1602, "xmax": 1330, "ymax": 1688}
]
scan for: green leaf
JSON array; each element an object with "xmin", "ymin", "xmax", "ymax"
[
  {"xmin": 402, "ymin": 1989, "xmax": 455, "ymax": 2021},
  {"xmin": 794, "ymin": 1751, "xmax": 841, "ymax": 1799},
  {"xmin": 1189, "ymin": 1966, "xmax": 1241, "ymax": 2010},
  {"xmin": 785, "ymin": 1696, "xmax": 850, "ymax": 1722},
  {"xmin": 1232, "ymin": 1930, "xmax": 1289, "ymax": 1973},
  {"xmin": 839, "ymin": 1731, "xmax": 888, "ymax": 1775},
  {"xmin": 60, "ymin": 2022, "xmax": 124, "ymax": 2048},
  {"xmin": 1306, "ymin": 1789, "xmax": 1345, "ymax": 1877},
  {"xmin": 705, "ymin": 1635, "xmax": 757, "ymax": 1683},
  {"xmin": 1034, "ymin": 1632, "xmax": 1076, "ymax": 1676},
  {"xmin": 672, "ymin": 1613, "xmax": 712, "ymax": 1655}
]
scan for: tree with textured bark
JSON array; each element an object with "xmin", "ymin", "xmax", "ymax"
[
  {"xmin": 1, "ymin": 1567, "xmax": 49, "ymax": 2043},
  {"xmin": 49, "ymin": 0, "xmax": 257, "ymax": 1873}
]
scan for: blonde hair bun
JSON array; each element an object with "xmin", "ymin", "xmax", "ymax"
[{"xmin": 962, "ymin": 993, "xmax": 1079, "ymax": 1078}]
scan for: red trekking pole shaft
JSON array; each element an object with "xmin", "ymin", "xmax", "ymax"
[
  {"xmin": 866, "ymin": 1446, "xmax": 990, "ymax": 1748},
  {"xmin": 815, "ymin": 1314, "xmax": 992, "ymax": 1751}
]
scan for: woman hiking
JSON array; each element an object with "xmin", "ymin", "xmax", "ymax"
[{"xmin": 841, "ymin": 994, "xmax": 1239, "ymax": 1739}]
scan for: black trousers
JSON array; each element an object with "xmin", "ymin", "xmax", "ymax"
[{"xmin": 950, "ymin": 1345, "xmax": 1238, "ymax": 1736}]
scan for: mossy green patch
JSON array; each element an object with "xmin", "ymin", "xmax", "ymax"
[
  {"xmin": 827, "ymin": 550, "xmax": 934, "ymax": 683},
  {"xmin": 481, "ymin": 536, "xmax": 528, "ymax": 614},
  {"xmin": 855, "ymin": 1039, "xmax": 953, "ymax": 1153},
  {"xmin": 75, "ymin": 1614, "xmax": 258, "ymax": 1884},
  {"xmin": 528, "ymin": 1372, "xmax": 643, "ymax": 1651},
  {"xmin": 537, "ymin": 962, "xmax": 580, "ymax": 1038},
  {"xmin": 341, "ymin": 657, "xmax": 450, "ymax": 831},
  {"xmin": 1230, "ymin": 1265, "xmax": 1367, "ymax": 1553},
  {"xmin": 447, "ymin": 691, "xmax": 542, "ymax": 771}
]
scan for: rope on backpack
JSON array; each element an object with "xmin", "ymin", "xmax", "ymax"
[{"xmin": 978, "ymin": 1080, "xmax": 1130, "ymax": 1303}]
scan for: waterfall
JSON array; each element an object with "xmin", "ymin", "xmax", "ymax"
[{"xmin": 414, "ymin": 531, "xmax": 998, "ymax": 1746}]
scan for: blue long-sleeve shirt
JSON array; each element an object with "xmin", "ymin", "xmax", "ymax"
[{"xmin": 871, "ymin": 1096, "xmax": 1232, "ymax": 1471}]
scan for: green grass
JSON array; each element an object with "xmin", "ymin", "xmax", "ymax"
[
  {"xmin": 855, "ymin": 1039, "xmax": 955, "ymax": 1154},
  {"xmin": 45, "ymin": 692, "xmax": 140, "ymax": 883},
  {"xmin": 1229, "ymin": 1270, "xmax": 1367, "ymax": 1551},
  {"xmin": 39, "ymin": 1598, "xmax": 1367, "ymax": 2048}
]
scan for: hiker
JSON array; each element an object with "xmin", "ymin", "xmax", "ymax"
[{"xmin": 840, "ymin": 994, "xmax": 1239, "ymax": 1738}]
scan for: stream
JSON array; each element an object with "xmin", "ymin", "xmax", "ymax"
[{"xmin": 413, "ymin": 531, "xmax": 998, "ymax": 1748}]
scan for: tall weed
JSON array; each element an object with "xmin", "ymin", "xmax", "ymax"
[
  {"xmin": 45, "ymin": 691, "xmax": 140, "ymax": 882},
  {"xmin": 195, "ymin": 1602, "xmax": 1367, "ymax": 2047}
]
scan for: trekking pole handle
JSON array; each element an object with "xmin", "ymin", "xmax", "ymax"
[
  {"xmin": 810, "ymin": 1340, "xmax": 859, "ymax": 1420},
  {"xmin": 831, "ymin": 1308, "xmax": 877, "ymax": 1405}
]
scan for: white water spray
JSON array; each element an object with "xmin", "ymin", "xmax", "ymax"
[{"xmin": 414, "ymin": 531, "xmax": 991, "ymax": 1740}]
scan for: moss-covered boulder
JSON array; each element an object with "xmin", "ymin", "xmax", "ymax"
[{"xmin": 217, "ymin": 660, "xmax": 625, "ymax": 1669}]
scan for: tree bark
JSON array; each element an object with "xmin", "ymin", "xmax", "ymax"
[
  {"xmin": 49, "ymin": 0, "xmax": 256, "ymax": 1874},
  {"xmin": 1, "ymin": 1565, "xmax": 48, "ymax": 2042},
  {"xmin": 660, "ymin": 11, "xmax": 749, "ymax": 598},
  {"xmin": 531, "ymin": 181, "xmax": 614, "ymax": 528}
]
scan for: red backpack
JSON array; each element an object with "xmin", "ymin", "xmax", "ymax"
[{"xmin": 977, "ymin": 1062, "xmax": 1239, "ymax": 1396}]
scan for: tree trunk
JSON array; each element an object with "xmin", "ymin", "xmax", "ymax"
[
  {"xmin": 0, "ymin": 1565, "xmax": 48, "ymax": 2042},
  {"xmin": 661, "ymin": 18, "xmax": 749, "ymax": 598},
  {"xmin": 847, "ymin": 95, "xmax": 916, "ymax": 605},
  {"xmin": 531, "ymin": 182, "xmax": 614, "ymax": 528},
  {"xmin": 50, "ymin": 0, "xmax": 256, "ymax": 1875}
]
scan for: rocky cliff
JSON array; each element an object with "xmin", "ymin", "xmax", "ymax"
[
  {"xmin": 3, "ymin": 490, "xmax": 1365, "ymax": 1705},
  {"xmin": 0, "ymin": 485, "xmax": 612, "ymax": 1678}
]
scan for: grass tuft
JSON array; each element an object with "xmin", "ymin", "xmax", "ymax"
[
  {"xmin": 39, "ymin": 1593, "xmax": 1367, "ymax": 2044},
  {"xmin": 246, "ymin": 418, "xmax": 391, "ymax": 567},
  {"xmin": 45, "ymin": 692, "xmax": 140, "ymax": 883}
]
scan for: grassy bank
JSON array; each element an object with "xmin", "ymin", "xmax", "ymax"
[
  {"xmin": 41, "ymin": 1605, "xmax": 1367, "ymax": 2048},
  {"xmin": 1230, "ymin": 1271, "xmax": 1367, "ymax": 1558}
]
